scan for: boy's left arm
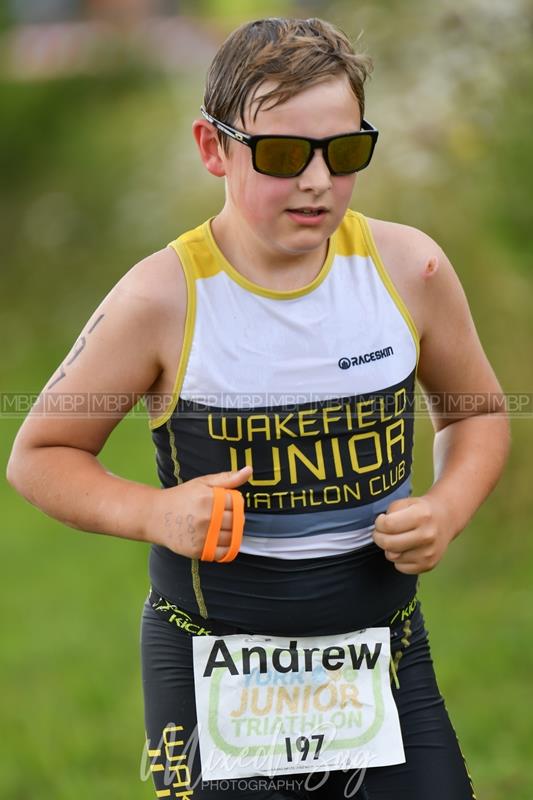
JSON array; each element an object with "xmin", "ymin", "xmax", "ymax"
[{"xmin": 373, "ymin": 239, "xmax": 510, "ymax": 574}]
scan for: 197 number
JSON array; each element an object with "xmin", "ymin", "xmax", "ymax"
[{"xmin": 285, "ymin": 734, "xmax": 324, "ymax": 762}]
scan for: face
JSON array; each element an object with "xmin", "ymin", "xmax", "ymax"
[{"xmin": 212, "ymin": 75, "xmax": 362, "ymax": 264}]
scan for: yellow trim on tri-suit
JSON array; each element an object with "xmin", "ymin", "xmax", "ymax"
[
  {"xmin": 357, "ymin": 212, "xmax": 421, "ymax": 366},
  {"xmin": 149, "ymin": 239, "xmax": 198, "ymax": 431}
]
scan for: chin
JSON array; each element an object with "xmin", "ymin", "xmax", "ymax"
[
  {"xmin": 286, "ymin": 224, "xmax": 335, "ymax": 249},
  {"xmin": 278, "ymin": 238, "xmax": 328, "ymax": 257}
]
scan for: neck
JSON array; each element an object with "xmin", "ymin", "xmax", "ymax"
[{"xmin": 211, "ymin": 212, "xmax": 328, "ymax": 292}]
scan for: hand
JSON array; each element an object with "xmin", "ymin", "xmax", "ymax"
[
  {"xmin": 372, "ymin": 495, "xmax": 452, "ymax": 575},
  {"xmin": 147, "ymin": 466, "xmax": 252, "ymax": 560}
]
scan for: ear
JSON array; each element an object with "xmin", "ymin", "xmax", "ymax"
[{"xmin": 192, "ymin": 119, "xmax": 226, "ymax": 177}]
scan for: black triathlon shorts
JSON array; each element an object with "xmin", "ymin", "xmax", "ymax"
[{"xmin": 140, "ymin": 583, "xmax": 477, "ymax": 799}]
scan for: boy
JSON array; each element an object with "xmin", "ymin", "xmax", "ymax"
[{"xmin": 8, "ymin": 17, "xmax": 509, "ymax": 799}]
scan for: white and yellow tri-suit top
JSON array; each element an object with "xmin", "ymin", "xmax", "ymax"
[{"xmin": 150, "ymin": 209, "xmax": 419, "ymax": 562}]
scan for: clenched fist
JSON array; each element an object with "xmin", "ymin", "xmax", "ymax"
[{"xmin": 373, "ymin": 495, "xmax": 453, "ymax": 575}]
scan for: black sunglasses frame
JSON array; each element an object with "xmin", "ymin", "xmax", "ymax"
[{"xmin": 200, "ymin": 107, "xmax": 379, "ymax": 178}]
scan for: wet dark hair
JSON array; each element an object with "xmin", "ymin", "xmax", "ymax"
[{"xmin": 203, "ymin": 17, "xmax": 373, "ymax": 151}]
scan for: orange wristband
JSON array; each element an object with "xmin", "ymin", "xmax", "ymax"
[
  {"xmin": 200, "ymin": 487, "xmax": 245, "ymax": 563},
  {"xmin": 200, "ymin": 486, "xmax": 226, "ymax": 562},
  {"xmin": 218, "ymin": 489, "xmax": 244, "ymax": 563}
]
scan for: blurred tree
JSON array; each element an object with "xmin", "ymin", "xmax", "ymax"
[
  {"xmin": 179, "ymin": 0, "xmax": 294, "ymax": 25},
  {"xmin": 8, "ymin": 0, "xmax": 82, "ymax": 23}
]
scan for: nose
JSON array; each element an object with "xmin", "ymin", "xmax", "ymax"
[{"xmin": 296, "ymin": 147, "xmax": 332, "ymax": 194}]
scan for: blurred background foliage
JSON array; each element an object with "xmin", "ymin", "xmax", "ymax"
[{"xmin": 1, "ymin": 0, "xmax": 532, "ymax": 798}]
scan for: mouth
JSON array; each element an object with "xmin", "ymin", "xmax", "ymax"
[{"xmin": 286, "ymin": 207, "xmax": 327, "ymax": 217}]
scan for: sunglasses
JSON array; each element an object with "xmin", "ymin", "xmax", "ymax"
[{"xmin": 201, "ymin": 106, "xmax": 379, "ymax": 178}]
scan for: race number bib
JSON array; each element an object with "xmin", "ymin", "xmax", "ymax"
[{"xmin": 192, "ymin": 628, "xmax": 404, "ymax": 780}]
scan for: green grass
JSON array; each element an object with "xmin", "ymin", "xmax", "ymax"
[{"xmin": 1, "ymin": 418, "xmax": 152, "ymax": 799}]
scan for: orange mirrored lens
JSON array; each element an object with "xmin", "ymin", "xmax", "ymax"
[
  {"xmin": 328, "ymin": 134, "xmax": 373, "ymax": 173},
  {"xmin": 255, "ymin": 138, "xmax": 311, "ymax": 176}
]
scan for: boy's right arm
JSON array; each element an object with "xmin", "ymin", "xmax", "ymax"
[{"xmin": 6, "ymin": 248, "xmax": 250, "ymax": 560}]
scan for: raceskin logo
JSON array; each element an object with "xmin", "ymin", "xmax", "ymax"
[
  {"xmin": 338, "ymin": 346, "xmax": 394, "ymax": 370},
  {"xmin": 192, "ymin": 629, "xmax": 405, "ymax": 780}
]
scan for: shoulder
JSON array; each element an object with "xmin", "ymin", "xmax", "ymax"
[
  {"xmin": 348, "ymin": 214, "xmax": 503, "ymax": 425},
  {"xmin": 363, "ymin": 216, "xmax": 503, "ymax": 413},
  {"xmin": 365, "ymin": 216, "xmax": 442, "ymax": 265},
  {"xmin": 75, "ymin": 243, "xmax": 187, "ymax": 384},
  {"xmin": 363, "ymin": 215, "xmax": 459, "ymax": 340},
  {"xmin": 110, "ymin": 244, "xmax": 185, "ymax": 316}
]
